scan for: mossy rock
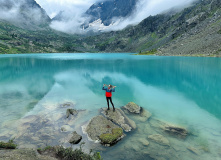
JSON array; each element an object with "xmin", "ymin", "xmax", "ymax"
[{"xmin": 99, "ymin": 128, "xmax": 124, "ymax": 146}]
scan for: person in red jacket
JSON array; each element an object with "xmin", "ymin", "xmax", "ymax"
[{"xmin": 102, "ymin": 84, "xmax": 116, "ymax": 111}]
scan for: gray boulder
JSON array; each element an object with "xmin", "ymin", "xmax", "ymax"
[
  {"xmin": 66, "ymin": 109, "xmax": 78, "ymax": 118},
  {"xmin": 101, "ymin": 108, "xmax": 136, "ymax": 132},
  {"xmin": 121, "ymin": 102, "xmax": 152, "ymax": 122},
  {"xmin": 69, "ymin": 131, "xmax": 82, "ymax": 144},
  {"xmin": 84, "ymin": 115, "xmax": 123, "ymax": 142},
  {"xmin": 123, "ymin": 102, "xmax": 141, "ymax": 114}
]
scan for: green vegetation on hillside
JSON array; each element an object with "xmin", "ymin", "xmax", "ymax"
[{"xmin": 0, "ymin": 0, "xmax": 221, "ymax": 56}]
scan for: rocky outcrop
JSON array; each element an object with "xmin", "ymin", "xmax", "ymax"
[
  {"xmin": 101, "ymin": 108, "xmax": 136, "ymax": 132},
  {"xmin": 123, "ymin": 102, "xmax": 141, "ymax": 114},
  {"xmin": 84, "ymin": 115, "xmax": 123, "ymax": 142},
  {"xmin": 66, "ymin": 109, "xmax": 78, "ymax": 118},
  {"xmin": 122, "ymin": 102, "xmax": 152, "ymax": 122},
  {"xmin": 148, "ymin": 134, "xmax": 170, "ymax": 146},
  {"xmin": 69, "ymin": 131, "xmax": 82, "ymax": 144}
]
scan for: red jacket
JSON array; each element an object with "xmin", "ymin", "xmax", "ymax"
[{"xmin": 102, "ymin": 87, "xmax": 115, "ymax": 97}]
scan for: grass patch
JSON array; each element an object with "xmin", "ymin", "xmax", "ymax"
[
  {"xmin": 217, "ymin": 29, "xmax": 221, "ymax": 34},
  {"xmin": 0, "ymin": 138, "xmax": 17, "ymax": 149},
  {"xmin": 137, "ymin": 49, "xmax": 157, "ymax": 55}
]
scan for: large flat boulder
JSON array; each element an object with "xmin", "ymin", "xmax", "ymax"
[
  {"xmin": 123, "ymin": 102, "xmax": 141, "ymax": 114},
  {"xmin": 83, "ymin": 115, "xmax": 124, "ymax": 143},
  {"xmin": 101, "ymin": 108, "xmax": 136, "ymax": 132}
]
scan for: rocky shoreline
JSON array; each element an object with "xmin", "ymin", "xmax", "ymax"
[
  {"xmin": 2, "ymin": 100, "xmax": 221, "ymax": 160},
  {"xmin": 1, "ymin": 101, "xmax": 205, "ymax": 160}
]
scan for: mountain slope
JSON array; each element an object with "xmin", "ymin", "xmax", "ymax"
[
  {"xmin": 0, "ymin": 0, "xmax": 50, "ymax": 29},
  {"xmin": 85, "ymin": 0, "xmax": 138, "ymax": 26},
  {"xmin": 0, "ymin": 21, "xmax": 87, "ymax": 54},
  {"xmin": 81, "ymin": 0, "xmax": 221, "ymax": 56},
  {"xmin": 0, "ymin": 0, "xmax": 221, "ymax": 57}
]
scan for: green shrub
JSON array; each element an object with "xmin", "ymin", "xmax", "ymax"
[
  {"xmin": 0, "ymin": 138, "xmax": 17, "ymax": 149},
  {"xmin": 38, "ymin": 144, "xmax": 102, "ymax": 160}
]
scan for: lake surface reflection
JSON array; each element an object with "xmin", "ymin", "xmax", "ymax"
[{"xmin": 0, "ymin": 53, "xmax": 221, "ymax": 160}]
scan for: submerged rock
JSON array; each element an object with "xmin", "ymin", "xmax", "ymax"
[
  {"xmin": 150, "ymin": 119, "xmax": 188, "ymax": 138},
  {"xmin": 148, "ymin": 134, "xmax": 170, "ymax": 146},
  {"xmin": 69, "ymin": 131, "xmax": 82, "ymax": 144},
  {"xmin": 138, "ymin": 138, "xmax": 150, "ymax": 146},
  {"xmin": 123, "ymin": 102, "xmax": 141, "ymax": 114},
  {"xmin": 84, "ymin": 115, "xmax": 122, "ymax": 142},
  {"xmin": 101, "ymin": 108, "xmax": 136, "ymax": 132},
  {"xmin": 163, "ymin": 124, "xmax": 188, "ymax": 138},
  {"xmin": 60, "ymin": 102, "xmax": 75, "ymax": 108},
  {"xmin": 187, "ymin": 146, "xmax": 199, "ymax": 155},
  {"xmin": 66, "ymin": 109, "xmax": 78, "ymax": 118}
]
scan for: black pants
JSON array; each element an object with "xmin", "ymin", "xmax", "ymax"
[{"xmin": 106, "ymin": 97, "xmax": 115, "ymax": 110}]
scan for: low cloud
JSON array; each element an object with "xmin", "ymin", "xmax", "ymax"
[
  {"xmin": 48, "ymin": 0, "xmax": 197, "ymax": 34},
  {"xmin": 105, "ymin": 0, "xmax": 197, "ymax": 31},
  {"xmin": 0, "ymin": 0, "xmax": 50, "ymax": 28}
]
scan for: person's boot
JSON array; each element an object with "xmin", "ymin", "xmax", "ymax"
[{"xmin": 113, "ymin": 108, "xmax": 115, "ymax": 112}]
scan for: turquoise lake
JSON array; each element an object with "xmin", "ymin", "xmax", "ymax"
[{"xmin": 0, "ymin": 53, "xmax": 221, "ymax": 160}]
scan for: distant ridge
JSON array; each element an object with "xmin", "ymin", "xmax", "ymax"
[{"xmin": 85, "ymin": 0, "xmax": 138, "ymax": 26}]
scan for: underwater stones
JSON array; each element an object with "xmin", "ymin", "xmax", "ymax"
[
  {"xmin": 66, "ymin": 109, "xmax": 78, "ymax": 118},
  {"xmin": 187, "ymin": 146, "xmax": 199, "ymax": 155},
  {"xmin": 163, "ymin": 124, "xmax": 188, "ymax": 138},
  {"xmin": 123, "ymin": 102, "xmax": 141, "ymax": 114},
  {"xmin": 60, "ymin": 102, "xmax": 75, "ymax": 108},
  {"xmin": 69, "ymin": 131, "xmax": 82, "ymax": 144},
  {"xmin": 133, "ymin": 108, "xmax": 152, "ymax": 122},
  {"xmin": 84, "ymin": 115, "xmax": 120, "ymax": 142},
  {"xmin": 61, "ymin": 125, "xmax": 72, "ymax": 132},
  {"xmin": 101, "ymin": 108, "xmax": 136, "ymax": 132},
  {"xmin": 138, "ymin": 138, "xmax": 150, "ymax": 146},
  {"xmin": 150, "ymin": 119, "xmax": 188, "ymax": 138},
  {"xmin": 148, "ymin": 134, "xmax": 170, "ymax": 146},
  {"xmin": 99, "ymin": 128, "xmax": 124, "ymax": 146}
]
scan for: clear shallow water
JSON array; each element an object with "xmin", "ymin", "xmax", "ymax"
[{"xmin": 0, "ymin": 53, "xmax": 221, "ymax": 160}]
